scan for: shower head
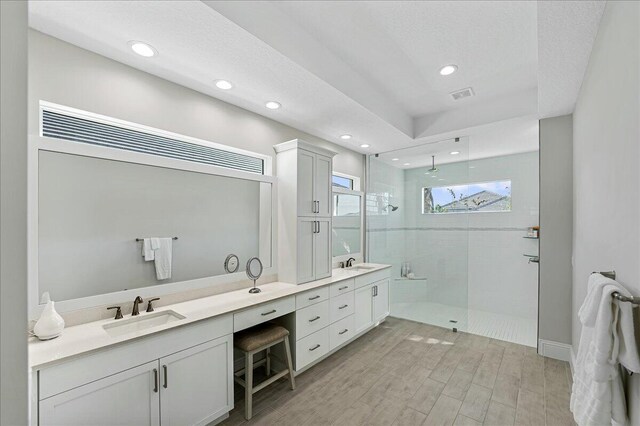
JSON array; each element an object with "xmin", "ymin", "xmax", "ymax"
[{"xmin": 385, "ymin": 204, "xmax": 399, "ymax": 212}]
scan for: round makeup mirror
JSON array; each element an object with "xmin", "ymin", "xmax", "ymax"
[
  {"xmin": 224, "ymin": 254, "xmax": 239, "ymax": 273},
  {"xmin": 246, "ymin": 257, "xmax": 263, "ymax": 294}
]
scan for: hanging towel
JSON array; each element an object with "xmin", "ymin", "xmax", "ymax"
[
  {"xmin": 141, "ymin": 238, "xmax": 156, "ymax": 261},
  {"xmin": 571, "ymin": 273, "xmax": 639, "ymax": 426},
  {"xmin": 150, "ymin": 237, "xmax": 172, "ymax": 280}
]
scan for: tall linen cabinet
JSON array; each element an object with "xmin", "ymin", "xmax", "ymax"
[{"xmin": 274, "ymin": 139, "xmax": 337, "ymax": 284}]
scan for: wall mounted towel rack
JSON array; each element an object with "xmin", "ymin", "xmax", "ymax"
[
  {"xmin": 592, "ymin": 270, "xmax": 639, "ymax": 305},
  {"xmin": 135, "ymin": 237, "xmax": 178, "ymax": 242}
]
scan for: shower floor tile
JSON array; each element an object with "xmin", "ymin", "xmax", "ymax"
[{"xmin": 390, "ymin": 302, "xmax": 537, "ymax": 347}]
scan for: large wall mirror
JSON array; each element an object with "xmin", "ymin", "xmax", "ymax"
[
  {"xmin": 332, "ymin": 173, "xmax": 364, "ymax": 261},
  {"xmin": 35, "ymin": 149, "xmax": 273, "ymax": 310}
]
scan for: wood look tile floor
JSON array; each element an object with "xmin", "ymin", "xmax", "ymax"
[{"xmin": 220, "ymin": 318, "xmax": 575, "ymax": 426}]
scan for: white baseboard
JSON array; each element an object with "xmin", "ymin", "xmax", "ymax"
[{"xmin": 538, "ymin": 339, "xmax": 572, "ymax": 362}]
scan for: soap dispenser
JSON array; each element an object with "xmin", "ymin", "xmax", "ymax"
[{"xmin": 34, "ymin": 292, "xmax": 65, "ymax": 340}]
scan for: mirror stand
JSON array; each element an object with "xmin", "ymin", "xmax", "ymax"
[{"xmin": 246, "ymin": 257, "xmax": 263, "ymax": 294}]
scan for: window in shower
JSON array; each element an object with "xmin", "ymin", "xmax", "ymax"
[{"xmin": 422, "ymin": 180, "xmax": 512, "ymax": 214}]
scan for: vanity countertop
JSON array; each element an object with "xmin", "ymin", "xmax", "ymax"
[{"xmin": 29, "ymin": 263, "xmax": 391, "ymax": 369}]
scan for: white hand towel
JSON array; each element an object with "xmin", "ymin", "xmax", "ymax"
[
  {"xmin": 142, "ymin": 238, "xmax": 155, "ymax": 261},
  {"xmin": 571, "ymin": 274, "xmax": 639, "ymax": 426},
  {"xmin": 151, "ymin": 237, "xmax": 172, "ymax": 280}
]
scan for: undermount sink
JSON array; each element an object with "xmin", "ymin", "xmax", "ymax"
[
  {"xmin": 346, "ymin": 265, "xmax": 376, "ymax": 272},
  {"xmin": 103, "ymin": 310, "xmax": 185, "ymax": 337}
]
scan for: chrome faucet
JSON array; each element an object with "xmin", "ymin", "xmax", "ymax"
[
  {"xmin": 346, "ymin": 258, "xmax": 356, "ymax": 267},
  {"xmin": 132, "ymin": 296, "xmax": 143, "ymax": 316}
]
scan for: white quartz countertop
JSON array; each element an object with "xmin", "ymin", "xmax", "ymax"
[{"xmin": 29, "ymin": 263, "xmax": 391, "ymax": 369}]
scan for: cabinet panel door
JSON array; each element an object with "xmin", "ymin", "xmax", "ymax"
[
  {"xmin": 314, "ymin": 218, "xmax": 332, "ymax": 280},
  {"xmin": 314, "ymin": 154, "xmax": 332, "ymax": 217},
  {"xmin": 373, "ymin": 279, "xmax": 390, "ymax": 322},
  {"xmin": 354, "ymin": 284, "xmax": 374, "ymax": 335},
  {"xmin": 160, "ymin": 335, "xmax": 233, "ymax": 426},
  {"xmin": 39, "ymin": 361, "xmax": 160, "ymax": 426},
  {"xmin": 297, "ymin": 218, "xmax": 316, "ymax": 284},
  {"xmin": 297, "ymin": 150, "xmax": 316, "ymax": 217}
]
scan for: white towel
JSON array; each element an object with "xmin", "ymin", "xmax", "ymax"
[
  {"xmin": 151, "ymin": 237, "xmax": 172, "ymax": 280},
  {"xmin": 141, "ymin": 238, "xmax": 156, "ymax": 261},
  {"xmin": 571, "ymin": 273, "xmax": 639, "ymax": 426}
]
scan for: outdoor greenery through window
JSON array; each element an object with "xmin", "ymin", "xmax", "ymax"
[{"xmin": 422, "ymin": 180, "xmax": 512, "ymax": 214}]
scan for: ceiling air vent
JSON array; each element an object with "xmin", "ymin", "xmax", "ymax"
[{"xmin": 450, "ymin": 87, "xmax": 475, "ymax": 101}]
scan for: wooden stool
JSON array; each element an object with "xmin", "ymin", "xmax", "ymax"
[{"xmin": 233, "ymin": 324, "xmax": 295, "ymax": 420}]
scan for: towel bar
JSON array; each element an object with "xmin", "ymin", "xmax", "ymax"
[
  {"xmin": 592, "ymin": 271, "xmax": 639, "ymax": 305},
  {"xmin": 135, "ymin": 237, "xmax": 178, "ymax": 242}
]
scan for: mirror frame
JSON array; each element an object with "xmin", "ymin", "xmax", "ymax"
[
  {"xmin": 28, "ymin": 104, "xmax": 276, "ymax": 318},
  {"xmin": 332, "ymin": 186, "xmax": 364, "ymax": 264}
]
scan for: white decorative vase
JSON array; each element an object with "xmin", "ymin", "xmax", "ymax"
[{"xmin": 34, "ymin": 294, "xmax": 65, "ymax": 340}]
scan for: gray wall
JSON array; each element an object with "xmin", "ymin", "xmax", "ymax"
[
  {"xmin": 1, "ymin": 1, "xmax": 29, "ymax": 424},
  {"xmin": 28, "ymin": 30, "xmax": 364, "ymax": 179},
  {"xmin": 538, "ymin": 115, "xmax": 573, "ymax": 345},
  {"xmin": 572, "ymin": 1, "xmax": 639, "ymax": 423}
]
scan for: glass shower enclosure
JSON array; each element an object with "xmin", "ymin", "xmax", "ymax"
[{"xmin": 366, "ymin": 138, "xmax": 471, "ymax": 332}]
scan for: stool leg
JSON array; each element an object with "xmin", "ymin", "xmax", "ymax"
[
  {"xmin": 266, "ymin": 347, "xmax": 271, "ymax": 377},
  {"xmin": 245, "ymin": 351, "xmax": 254, "ymax": 420},
  {"xmin": 283, "ymin": 336, "xmax": 296, "ymax": 390}
]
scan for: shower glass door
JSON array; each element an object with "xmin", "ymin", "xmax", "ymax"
[{"xmin": 366, "ymin": 139, "xmax": 470, "ymax": 331}]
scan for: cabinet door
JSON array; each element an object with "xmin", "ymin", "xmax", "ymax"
[
  {"xmin": 373, "ymin": 279, "xmax": 390, "ymax": 323},
  {"xmin": 314, "ymin": 154, "xmax": 332, "ymax": 217},
  {"xmin": 40, "ymin": 361, "xmax": 160, "ymax": 426},
  {"xmin": 297, "ymin": 149, "xmax": 316, "ymax": 217},
  {"xmin": 314, "ymin": 218, "xmax": 332, "ymax": 280},
  {"xmin": 160, "ymin": 335, "xmax": 233, "ymax": 426},
  {"xmin": 297, "ymin": 218, "xmax": 316, "ymax": 284},
  {"xmin": 354, "ymin": 284, "xmax": 374, "ymax": 335}
]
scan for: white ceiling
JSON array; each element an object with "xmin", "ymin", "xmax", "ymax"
[
  {"xmin": 376, "ymin": 116, "xmax": 540, "ymax": 169},
  {"xmin": 28, "ymin": 1, "xmax": 604, "ymax": 156}
]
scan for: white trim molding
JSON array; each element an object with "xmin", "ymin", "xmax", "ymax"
[{"xmin": 538, "ymin": 339, "xmax": 572, "ymax": 362}]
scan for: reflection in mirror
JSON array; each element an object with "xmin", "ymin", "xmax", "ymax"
[
  {"xmin": 332, "ymin": 192, "xmax": 362, "ymax": 257},
  {"xmin": 38, "ymin": 151, "xmax": 272, "ymax": 302}
]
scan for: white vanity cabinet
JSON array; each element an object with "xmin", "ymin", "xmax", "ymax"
[
  {"xmin": 275, "ymin": 139, "xmax": 337, "ymax": 284},
  {"xmin": 354, "ymin": 277, "xmax": 391, "ymax": 334},
  {"xmin": 39, "ymin": 361, "xmax": 161, "ymax": 426},
  {"xmin": 36, "ymin": 315, "xmax": 234, "ymax": 426}
]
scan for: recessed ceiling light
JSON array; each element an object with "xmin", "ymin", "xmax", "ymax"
[
  {"xmin": 340, "ymin": 134, "xmax": 352, "ymax": 140},
  {"xmin": 265, "ymin": 101, "xmax": 281, "ymax": 110},
  {"xmin": 360, "ymin": 144, "xmax": 370, "ymax": 148},
  {"xmin": 450, "ymin": 151, "xmax": 461, "ymax": 155},
  {"xmin": 129, "ymin": 41, "xmax": 157, "ymax": 57},
  {"xmin": 438, "ymin": 178, "xmax": 445, "ymax": 181},
  {"xmin": 439, "ymin": 64, "xmax": 458, "ymax": 76},
  {"xmin": 391, "ymin": 158, "xmax": 399, "ymax": 161},
  {"xmin": 403, "ymin": 163, "xmax": 410, "ymax": 166},
  {"xmin": 214, "ymin": 80, "xmax": 233, "ymax": 90}
]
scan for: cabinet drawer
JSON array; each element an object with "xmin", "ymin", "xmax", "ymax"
[
  {"xmin": 295, "ymin": 300, "xmax": 330, "ymax": 340},
  {"xmin": 233, "ymin": 296, "xmax": 295, "ymax": 332},
  {"xmin": 329, "ymin": 279, "xmax": 354, "ymax": 298},
  {"xmin": 329, "ymin": 292, "xmax": 355, "ymax": 323},
  {"xmin": 354, "ymin": 269, "xmax": 391, "ymax": 289},
  {"xmin": 295, "ymin": 327, "xmax": 329, "ymax": 370},
  {"xmin": 295, "ymin": 286, "xmax": 329, "ymax": 310},
  {"xmin": 329, "ymin": 315, "xmax": 355, "ymax": 351}
]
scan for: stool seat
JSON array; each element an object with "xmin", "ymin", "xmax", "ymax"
[{"xmin": 234, "ymin": 324, "xmax": 289, "ymax": 352}]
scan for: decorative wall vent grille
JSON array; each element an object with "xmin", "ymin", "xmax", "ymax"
[{"xmin": 41, "ymin": 109, "xmax": 264, "ymax": 174}]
